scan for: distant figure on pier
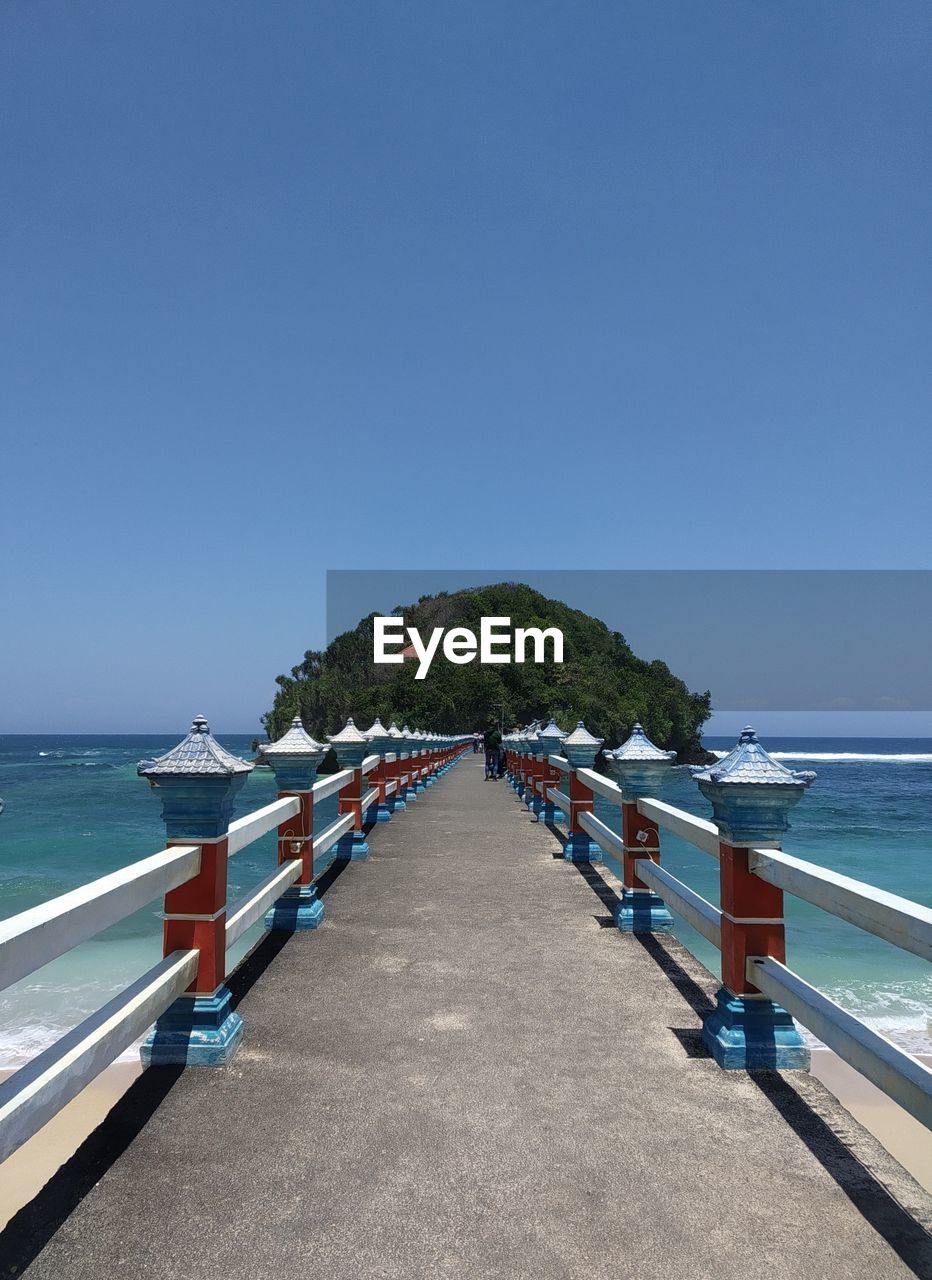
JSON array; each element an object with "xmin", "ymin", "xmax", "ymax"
[
  {"xmin": 473, "ymin": 731, "xmax": 481, "ymax": 753},
  {"xmin": 483, "ymin": 723, "xmax": 502, "ymax": 779}
]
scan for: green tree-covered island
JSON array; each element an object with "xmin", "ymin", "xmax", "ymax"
[{"xmin": 264, "ymin": 583, "xmax": 713, "ymax": 764}]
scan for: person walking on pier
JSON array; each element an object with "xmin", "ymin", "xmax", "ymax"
[{"xmin": 483, "ymin": 722, "xmax": 502, "ymax": 780}]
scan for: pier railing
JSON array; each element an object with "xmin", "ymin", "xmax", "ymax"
[
  {"xmin": 0, "ymin": 727, "xmax": 469, "ymax": 1163},
  {"xmin": 506, "ymin": 730, "xmax": 932, "ymax": 1130}
]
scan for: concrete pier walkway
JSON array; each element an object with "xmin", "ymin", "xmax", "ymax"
[{"xmin": 3, "ymin": 757, "xmax": 931, "ymax": 1279}]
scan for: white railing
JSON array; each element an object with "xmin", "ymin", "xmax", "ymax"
[
  {"xmin": 225, "ymin": 861, "xmax": 303, "ymax": 947},
  {"xmin": 748, "ymin": 849, "xmax": 931, "ymax": 962},
  {"xmin": 533, "ymin": 754, "xmax": 932, "ymax": 1130},
  {"xmin": 0, "ymin": 844, "xmax": 201, "ymax": 994},
  {"xmin": 0, "ymin": 739, "xmax": 468, "ymax": 1166},
  {"xmin": 0, "ymin": 950, "xmax": 199, "ymax": 1163}
]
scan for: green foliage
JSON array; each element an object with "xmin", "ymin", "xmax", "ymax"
[{"xmin": 263, "ymin": 583, "xmax": 712, "ymax": 762}]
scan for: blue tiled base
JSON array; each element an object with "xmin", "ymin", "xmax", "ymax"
[
  {"xmin": 563, "ymin": 832, "xmax": 602, "ymax": 863},
  {"xmin": 515, "ymin": 782, "xmax": 525, "ymax": 797},
  {"xmin": 615, "ymin": 889, "xmax": 674, "ymax": 933},
  {"xmin": 538, "ymin": 803, "xmax": 566, "ymax": 824},
  {"xmin": 265, "ymin": 884, "xmax": 324, "ymax": 931},
  {"xmin": 141, "ymin": 987, "xmax": 243, "ymax": 1067},
  {"xmin": 392, "ymin": 796, "xmax": 407, "ymax": 812},
  {"xmin": 374, "ymin": 803, "xmax": 392, "ymax": 823},
  {"xmin": 336, "ymin": 832, "xmax": 370, "ymax": 860},
  {"xmin": 703, "ymin": 988, "xmax": 810, "ymax": 1070}
]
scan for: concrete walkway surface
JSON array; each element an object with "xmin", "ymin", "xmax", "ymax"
[{"xmin": 2, "ymin": 756, "xmax": 931, "ymax": 1279}]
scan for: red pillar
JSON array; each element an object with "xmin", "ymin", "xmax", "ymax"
[
  {"xmin": 163, "ymin": 837, "xmax": 229, "ymax": 996},
  {"xmin": 718, "ymin": 842, "xmax": 787, "ymax": 996},
  {"xmin": 621, "ymin": 803, "xmax": 660, "ymax": 890},
  {"xmin": 277, "ymin": 789, "xmax": 313, "ymax": 885}
]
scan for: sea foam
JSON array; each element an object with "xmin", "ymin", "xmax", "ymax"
[{"xmin": 710, "ymin": 750, "xmax": 932, "ymax": 763}]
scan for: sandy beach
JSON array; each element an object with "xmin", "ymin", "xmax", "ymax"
[
  {"xmin": 0, "ymin": 1060, "xmax": 142, "ymax": 1229},
  {"xmin": 810, "ymin": 1048, "xmax": 932, "ymax": 1193},
  {"xmin": 1, "ymin": 1048, "xmax": 929, "ymax": 1231}
]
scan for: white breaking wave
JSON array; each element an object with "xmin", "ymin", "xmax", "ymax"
[{"xmin": 710, "ymin": 750, "xmax": 932, "ymax": 763}]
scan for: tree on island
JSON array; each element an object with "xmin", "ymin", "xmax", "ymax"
[{"xmin": 263, "ymin": 582, "xmax": 713, "ymax": 763}]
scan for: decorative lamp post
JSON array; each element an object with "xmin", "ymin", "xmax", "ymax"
[
  {"xmin": 261, "ymin": 715, "xmax": 329, "ymax": 929},
  {"xmin": 328, "ymin": 717, "xmax": 371, "ymax": 860},
  {"xmin": 512, "ymin": 731, "xmax": 527, "ymax": 797},
  {"xmin": 363, "ymin": 717, "xmax": 394, "ymax": 823},
  {"xmin": 604, "ymin": 723, "xmax": 676, "ymax": 933},
  {"xmin": 411, "ymin": 728, "xmax": 427, "ymax": 795},
  {"xmin": 560, "ymin": 721, "xmax": 604, "ymax": 861},
  {"xmin": 535, "ymin": 718, "xmax": 567, "ymax": 824},
  {"xmin": 401, "ymin": 725, "xmax": 418, "ymax": 801},
  {"xmin": 692, "ymin": 726, "xmax": 816, "ymax": 1069},
  {"xmin": 386, "ymin": 720, "xmax": 407, "ymax": 810},
  {"xmin": 137, "ymin": 715, "xmax": 253, "ymax": 1065},
  {"xmin": 419, "ymin": 729, "xmax": 437, "ymax": 788},
  {"xmin": 523, "ymin": 727, "xmax": 541, "ymax": 811}
]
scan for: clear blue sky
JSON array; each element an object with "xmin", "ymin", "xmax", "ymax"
[{"xmin": 2, "ymin": 3, "xmax": 930, "ymax": 733}]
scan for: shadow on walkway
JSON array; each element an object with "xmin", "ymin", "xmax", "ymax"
[
  {"xmin": 0, "ymin": 1066, "xmax": 184, "ymax": 1279},
  {"xmin": 747, "ymin": 1071, "xmax": 932, "ymax": 1274},
  {"xmin": 0, "ymin": 861, "xmax": 356, "ymax": 1279}
]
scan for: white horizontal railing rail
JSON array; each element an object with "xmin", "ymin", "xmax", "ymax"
[
  {"xmin": 226, "ymin": 860, "xmax": 303, "ymax": 948},
  {"xmin": 579, "ymin": 811, "xmax": 722, "ymax": 948},
  {"xmin": 578, "ymin": 810, "xmax": 623, "ymax": 858},
  {"xmin": 575, "ymin": 767, "xmax": 624, "ymax": 807},
  {"xmin": 313, "ymin": 812, "xmax": 355, "ymax": 856},
  {"xmin": 748, "ymin": 957, "xmax": 932, "ymax": 1129},
  {"xmin": 548, "ymin": 754, "xmax": 570, "ymax": 773},
  {"xmin": 362, "ymin": 754, "xmax": 380, "ymax": 775},
  {"xmin": 0, "ymin": 844, "xmax": 201, "ymax": 994},
  {"xmin": 635, "ymin": 860, "xmax": 722, "ymax": 949},
  {"xmin": 227, "ymin": 796, "xmax": 301, "ymax": 857},
  {"xmin": 546, "ymin": 787, "xmax": 571, "ymax": 813},
  {"xmin": 749, "ymin": 849, "xmax": 932, "ymax": 963},
  {"xmin": 311, "ymin": 768, "xmax": 354, "ymax": 804},
  {"xmin": 0, "ymin": 949, "xmax": 198, "ymax": 1162},
  {"xmin": 362, "ymin": 788, "xmax": 378, "ymax": 813},
  {"xmin": 636, "ymin": 797, "xmax": 721, "ymax": 858}
]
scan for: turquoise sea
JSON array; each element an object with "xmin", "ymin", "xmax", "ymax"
[{"xmin": 0, "ymin": 734, "xmax": 930, "ymax": 1066}]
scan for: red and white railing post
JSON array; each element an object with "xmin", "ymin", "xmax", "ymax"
[
  {"xmin": 330, "ymin": 718, "xmax": 372, "ymax": 860},
  {"xmin": 560, "ymin": 722, "xmax": 604, "ymax": 862},
  {"xmin": 603, "ymin": 724, "xmax": 677, "ymax": 934},
  {"xmin": 693, "ymin": 726, "xmax": 814, "ymax": 1069},
  {"xmin": 137, "ymin": 715, "xmax": 251, "ymax": 1066}
]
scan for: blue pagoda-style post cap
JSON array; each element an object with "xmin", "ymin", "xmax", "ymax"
[
  {"xmin": 328, "ymin": 717, "xmax": 370, "ymax": 769},
  {"xmin": 536, "ymin": 717, "xmax": 567, "ymax": 758},
  {"xmin": 561, "ymin": 720, "xmax": 604, "ymax": 769},
  {"xmin": 363, "ymin": 716, "xmax": 394, "ymax": 757},
  {"xmin": 525, "ymin": 727, "xmax": 541, "ymax": 757},
  {"xmin": 386, "ymin": 721, "xmax": 404, "ymax": 753},
  {"xmin": 263, "ymin": 715, "xmax": 328, "ymax": 791},
  {"xmin": 137, "ymin": 715, "xmax": 253, "ymax": 840},
  {"xmin": 691, "ymin": 726, "xmax": 816, "ymax": 846},
  {"xmin": 604, "ymin": 722, "xmax": 677, "ymax": 801}
]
